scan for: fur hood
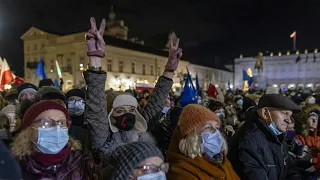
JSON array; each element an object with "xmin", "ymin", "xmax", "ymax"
[{"xmin": 295, "ymin": 104, "xmax": 320, "ymax": 136}]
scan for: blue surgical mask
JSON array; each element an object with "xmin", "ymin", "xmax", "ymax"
[
  {"xmin": 236, "ymin": 99, "xmax": 244, "ymax": 106},
  {"xmin": 35, "ymin": 126, "xmax": 69, "ymax": 154},
  {"xmin": 137, "ymin": 171, "xmax": 166, "ymax": 180},
  {"xmin": 201, "ymin": 131, "xmax": 223, "ymax": 158},
  {"xmin": 265, "ymin": 108, "xmax": 283, "ymax": 135},
  {"xmin": 68, "ymin": 101, "xmax": 85, "ymax": 116},
  {"xmin": 162, "ymin": 107, "xmax": 170, "ymax": 114}
]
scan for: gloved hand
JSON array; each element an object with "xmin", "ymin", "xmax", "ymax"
[
  {"xmin": 164, "ymin": 35, "xmax": 183, "ymax": 72},
  {"xmin": 296, "ymin": 145, "xmax": 312, "ymax": 162},
  {"xmin": 86, "ymin": 17, "xmax": 106, "ymax": 58}
]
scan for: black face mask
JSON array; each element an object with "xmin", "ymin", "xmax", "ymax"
[{"xmin": 113, "ymin": 113, "xmax": 136, "ymax": 131}]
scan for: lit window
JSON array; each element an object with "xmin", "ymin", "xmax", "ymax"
[
  {"xmin": 150, "ymin": 65, "xmax": 154, "ymax": 75},
  {"xmin": 107, "ymin": 58, "xmax": 112, "ymax": 71}
]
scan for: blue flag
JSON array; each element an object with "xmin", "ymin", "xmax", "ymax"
[
  {"xmin": 35, "ymin": 58, "xmax": 47, "ymax": 80},
  {"xmin": 180, "ymin": 71, "xmax": 198, "ymax": 107},
  {"xmin": 195, "ymin": 73, "xmax": 200, "ymax": 91},
  {"xmin": 53, "ymin": 79, "xmax": 59, "ymax": 88}
]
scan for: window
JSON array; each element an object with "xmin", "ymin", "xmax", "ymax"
[
  {"xmin": 142, "ymin": 64, "xmax": 146, "ymax": 75},
  {"xmin": 41, "ymin": 43, "xmax": 45, "ymax": 48},
  {"xmin": 150, "ymin": 65, "xmax": 154, "ymax": 75},
  {"xmin": 119, "ymin": 61, "xmax": 124, "ymax": 72},
  {"xmin": 27, "ymin": 45, "xmax": 30, "ymax": 52},
  {"xmin": 107, "ymin": 58, "xmax": 112, "ymax": 71},
  {"xmin": 157, "ymin": 66, "xmax": 161, "ymax": 76},
  {"xmin": 131, "ymin": 62, "xmax": 135, "ymax": 74},
  {"xmin": 67, "ymin": 58, "xmax": 71, "ymax": 67},
  {"xmin": 34, "ymin": 44, "xmax": 37, "ymax": 51}
]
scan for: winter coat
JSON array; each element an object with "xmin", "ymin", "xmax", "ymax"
[
  {"xmin": 69, "ymin": 114, "xmax": 88, "ymax": 146},
  {"xmin": 84, "ymin": 70, "xmax": 173, "ymax": 164},
  {"xmin": 228, "ymin": 111, "xmax": 290, "ymax": 180},
  {"xmin": 166, "ymin": 127, "xmax": 240, "ymax": 180},
  {"xmin": 20, "ymin": 149, "xmax": 99, "ymax": 180}
]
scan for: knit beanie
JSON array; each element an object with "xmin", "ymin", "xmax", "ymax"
[
  {"xmin": 66, "ymin": 89, "xmax": 85, "ymax": 99},
  {"xmin": 38, "ymin": 78, "xmax": 54, "ymax": 88},
  {"xmin": 35, "ymin": 86, "xmax": 65, "ymax": 102},
  {"xmin": 109, "ymin": 142, "xmax": 164, "ymax": 180},
  {"xmin": 106, "ymin": 92, "xmax": 138, "ymax": 114},
  {"xmin": 179, "ymin": 104, "xmax": 220, "ymax": 137},
  {"xmin": 5, "ymin": 89, "xmax": 18, "ymax": 100},
  {"xmin": 22, "ymin": 100, "xmax": 70, "ymax": 130},
  {"xmin": 1, "ymin": 105, "xmax": 18, "ymax": 115},
  {"xmin": 17, "ymin": 83, "xmax": 38, "ymax": 100}
]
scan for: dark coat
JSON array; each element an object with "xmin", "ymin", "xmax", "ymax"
[
  {"xmin": 20, "ymin": 150, "xmax": 99, "ymax": 180},
  {"xmin": 228, "ymin": 111, "xmax": 289, "ymax": 180}
]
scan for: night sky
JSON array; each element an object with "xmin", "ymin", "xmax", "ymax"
[{"xmin": 1, "ymin": 0, "xmax": 320, "ymax": 76}]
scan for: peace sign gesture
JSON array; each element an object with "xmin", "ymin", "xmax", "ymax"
[
  {"xmin": 86, "ymin": 17, "xmax": 106, "ymax": 58},
  {"xmin": 165, "ymin": 35, "xmax": 183, "ymax": 72}
]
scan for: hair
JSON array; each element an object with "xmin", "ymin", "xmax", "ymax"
[
  {"xmin": 178, "ymin": 129, "xmax": 228, "ymax": 159},
  {"xmin": 11, "ymin": 127, "xmax": 81, "ymax": 160}
]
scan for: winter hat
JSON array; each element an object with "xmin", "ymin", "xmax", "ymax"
[
  {"xmin": 35, "ymin": 86, "xmax": 66, "ymax": 102},
  {"xmin": 38, "ymin": 78, "xmax": 54, "ymax": 88},
  {"xmin": 4, "ymin": 89, "xmax": 18, "ymax": 100},
  {"xmin": 179, "ymin": 104, "xmax": 220, "ymax": 137},
  {"xmin": 1, "ymin": 105, "xmax": 18, "ymax": 115},
  {"xmin": 107, "ymin": 92, "xmax": 146, "ymax": 133},
  {"xmin": 22, "ymin": 100, "xmax": 70, "ymax": 130},
  {"xmin": 66, "ymin": 89, "xmax": 85, "ymax": 99},
  {"xmin": 109, "ymin": 142, "xmax": 164, "ymax": 180},
  {"xmin": 17, "ymin": 83, "xmax": 38, "ymax": 100}
]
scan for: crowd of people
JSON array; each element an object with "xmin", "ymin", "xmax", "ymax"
[{"xmin": 1, "ymin": 17, "xmax": 320, "ymax": 180}]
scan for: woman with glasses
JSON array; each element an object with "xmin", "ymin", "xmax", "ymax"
[
  {"xmin": 11, "ymin": 100, "xmax": 99, "ymax": 180},
  {"xmin": 104, "ymin": 141, "xmax": 167, "ymax": 180},
  {"xmin": 166, "ymin": 104, "xmax": 239, "ymax": 180}
]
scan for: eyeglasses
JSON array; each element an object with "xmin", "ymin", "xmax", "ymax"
[
  {"xmin": 129, "ymin": 163, "xmax": 169, "ymax": 179},
  {"xmin": 68, "ymin": 99, "xmax": 85, "ymax": 104},
  {"xmin": 34, "ymin": 117, "xmax": 67, "ymax": 129}
]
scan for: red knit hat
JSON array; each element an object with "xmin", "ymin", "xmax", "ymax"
[
  {"xmin": 22, "ymin": 100, "xmax": 71, "ymax": 130},
  {"xmin": 179, "ymin": 104, "xmax": 220, "ymax": 137}
]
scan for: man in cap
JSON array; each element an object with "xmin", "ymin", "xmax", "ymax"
[
  {"xmin": 17, "ymin": 83, "xmax": 38, "ymax": 104},
  {"xmin": 228, "ymin": 94, "xmax": 301, "ymax": 180}
]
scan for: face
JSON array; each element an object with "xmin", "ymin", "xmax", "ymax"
[
  {"xmin": 165, "ymin": 96, "xmax": 171, "ymax": 107},
  {"xmin": 112, "ymin": 105, "xmax": 136, "ymax": 117},
  {"xmin": 31, "ymin": 109, "xmax": 68, "ymax": 143},
  {"xmin": 195, "ymin": 121, "xmax": 220, "ymax": 134},
  {"xmin": 6, "ymin": 112, "xmax": 21, "ymax": 133},
  {"xmin": 129, "ymin": 156, "xmax": 165, "ymax": 179},
  {"xmin": 307, "ymin": 115, "xmax": 318, "ymax": 131},
  {"xmin": 19, "ymin": 91, "xmax": 36, "ymax": 104},
  {"xmin": 261, "ymin": 108, "xmax": 293, "ymax": 133}
]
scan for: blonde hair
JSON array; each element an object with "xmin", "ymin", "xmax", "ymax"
[
  {"xmin": 11, "ymin": 127, "xmax": 81, "ymax": 160},
  {"xmin": 179, "ymin": 129, "xmax": 228, "ymax": 159}
]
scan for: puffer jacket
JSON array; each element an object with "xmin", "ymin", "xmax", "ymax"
[
  {"xmin": 228, "ymin": 111, "xmax": 290, "ymax": 180},
  {"xmin": 84, "ymin": 70, "xmax": 173, "ymax": 164},
  {"xmin": 20, "ymin": 149, "xmax": 99, "ymax": 180},
  {"xmin": 166, "ymin": 127, "xmax": 240, "ymax": 180}
]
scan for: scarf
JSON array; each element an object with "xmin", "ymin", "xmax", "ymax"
[{"xmin": 32, "ymin": 146, "xmax": 71, "ymax": 166}]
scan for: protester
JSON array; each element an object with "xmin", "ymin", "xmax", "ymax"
[
  {"xmin": 1, "ymin": 104, "xmax": 21, "ymax": 135},
  {"xmin": 166, "ymin": 104, "xmax": 239, "ymax": 180},
  {"xmin": 17, "ymin": 83, "xmax": 38, "ymax": 104},
  {"xmin": 5, "ymin": 89, "xmax": 19, "ymax": 105},
  {"xmin": 103, "ymin": 142, "xmax": 167, "ymax": 180},
  {"xmin": 0, "ymin": 140, "xmax": 21, "ymax": 180},
  {"xmin": 84, "ymin": 17, "xmax": 181, "ymax": 166},
  {"xmin": 11, "ymin": 100, "xmax": 99, "ymax": 179},
  {"xmin": 228, "ymin": 94, "xmax": 301, "ymax": 180},
  {"xmin": 35, "ymin": 86, "xmax": 66, "ymax": 106},
  {"xmin": 38, "ymin": 78, "xmax": 54, "ymax": 88},
  {"xmin": 66, "ymin": 88, "xmax": 87, "ymax": 144}
]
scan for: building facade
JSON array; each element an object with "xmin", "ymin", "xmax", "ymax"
[
  {"xmin": 21, "ymin": 9, "xmax": 233, "ymax": 92},
  {"xmin": 234, "ymin": 51, "xmax": 320, "ymax": 90}
]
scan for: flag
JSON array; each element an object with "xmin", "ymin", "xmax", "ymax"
[
  {"xmin": 180, "ymin": 70, "xmax": 198, "ymax": 107},
  {"xmin": 0, "ymin": 58, "xmax": 14, "ymax": 86},
  {"xmin": 295, "ymin": 55, "xmax": 301, "ymax": 63},
  {"xmin": 13, "ymin": 76, "xmax": 24, "ymax": 86},
  {"xmin": 35, "ymin": 58, "xmax": 46, "ymax": 80},
  {"xmin": 207, "ymin": 84, "xmax": 218, "ymax": 98},
  {"xmin": 53, "ymin": 79, "xmax": 60, "ymax": 88},
  {"xmin": 243, "ymin": 69, "xmax": 253, "ymax": 86},
  {"xmin": 195, "ymin": 73, "xmax": 200, "ymax": 91},
  {"xmin": 290, "ymin": 31, "xmax": 296, "ymax": 38},
  {"xmin": 306, "ymin": 54, "xmax": 308, "ymax": 63},
  {"xmin": 55, "ymin": 60, "xmax": 62, "ymax": 78}
]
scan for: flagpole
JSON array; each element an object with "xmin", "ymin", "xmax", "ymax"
[{"xmin": 293, "ymin": 36, "xmax": 296, "ymax": 51}]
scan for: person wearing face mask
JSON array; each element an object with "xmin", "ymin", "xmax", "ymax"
[
  {"xmin": 10, "ymin": 100, "xmax": 99, "ymax": 179},
  {"xmin": 83, "ymin": 17, "xmax": 181, "ymax": 165},
  {"xmin": 166, "ymin": 104, "xmax": 239, "ymax": 180},
  {"xmin": 101, "ymin": 142, "xmax": 167, "ymax": 180},
  {"xmin": 228, "ymin": 94, "xmax": 301, "ymax": 180},
  {"xmin": 66, "ymin": 88, "xmax": 87, "ymax": 145}
]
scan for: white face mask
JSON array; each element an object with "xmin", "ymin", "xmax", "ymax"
[
  {"xmin": 308, "ymin": 97, "xmax": 316, "ymax": 104},
  {"xmin": 137, "ymin": 171, "xmax": 166, "ymax": 180}
]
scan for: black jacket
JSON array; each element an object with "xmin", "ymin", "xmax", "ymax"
[{"xmin": 228, "ymin": 111, "xmax": 289, "ymax": 180}]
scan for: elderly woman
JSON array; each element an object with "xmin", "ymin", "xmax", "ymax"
[
  {"xmin": 84, "ymin": 17, "xmax": 181, "ymax": 165},
  {"xmin": 102, "ymin": 142, "xmax": 167, "ymax": 180},
  {"xmin": 166, "ymin": 104, "xmax": 239, "ymax": 180},
  {"xmin": 11, "ymin": 100, "xmax": 99, "ymax": 179}
]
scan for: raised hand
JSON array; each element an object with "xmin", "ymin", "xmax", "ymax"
[
  {"xmin": 86, "ymin": 17, "xmax": 106, "ymax": 58},
  {"xmin": 165, "ymin": 35, "xmax": 183, "ymax": 72}
]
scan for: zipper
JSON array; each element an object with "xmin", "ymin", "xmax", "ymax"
[
  {"xmin": 275, "ymin": 137, "xmax": 287, "ymax": 166},
  {"xmin": 53, "ymin": 165, "xmax": 57, "ymax": 174}
]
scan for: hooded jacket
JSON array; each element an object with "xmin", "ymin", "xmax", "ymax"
[
  {"xmin": 84, "ymin": 70, "xmax": 173, "ymax": 165},
  {"xmin": 166, "ymin": 127, "xmax": 240, "ymax": 180}
]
